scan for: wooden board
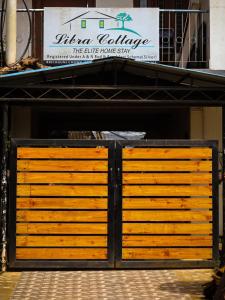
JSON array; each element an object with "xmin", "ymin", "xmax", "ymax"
[
  {"xmin": 122, "ymin": 248, "xmax": 212, "ymax": 260},
  {"xmin": 17, "ymin": 173, "xmax": 108, "ymax": 184},
  {"xmin": 17, "ymin": 198, "xmax": 108, "ymax": 209},
  {"xmin": 16, "ymin": 248, "xmax": 107, "ymax": 259},
  {"xmin": 17, "ymin": 185, "xmax": 108, "ymax": 197},
  {"xmin": 122, "ymin": 235, "xmax": 212, "ymax": 247},
  {"xmin": 123, "ymin": 223, "xmax": 212, "ymax": 235},
  {"xmin": 17, "ymin": 211, "xmax": 107, "ymax": 222},
  {"xmin": 17, "ymin": 160, "xmax": 108, "ymax": 172},
  {"xmin": 122, "ymin": 210, "xmax": 212, "ymax": 222},
  {"xmin": 17, "ymin": 147, "xmax": 108, "ymax": 159},
  {"xmin": 17, "ymin": 236, "xmax": 107, "ymax": 247},
  {"xmin": 123, "ymin": 148, "xmax": 212, "ymax": 159},
  {"xmin": 123, "ymin": 161, "xmax": 212, "ymax": 172},
  {"xmin": 123, "ymin": 173, "xmax": 212, "ymax": 184},
  {"xmin": 123, "ymin": 198, "xmax": 212, "ymax": 209},
  {"xmin": 17, "ymin": 223, "xmax": 108, "ymax": 234},
  {"xmin": 123, "ymin": 185, "xmax": 212, "ymax": 197}
]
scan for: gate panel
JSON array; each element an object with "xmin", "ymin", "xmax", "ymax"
[
  {"xmin": 116, "ymin": 141, "xmax": 219, "ymax": 268},
  {"xmin": 9, "ymin": 140, "xmax": 115, "ymax": 269}
]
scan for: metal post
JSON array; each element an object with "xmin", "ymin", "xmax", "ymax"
[
  {"xmin": 222, "ymin": 106, "xmax": 225, "ymax": 266},
  {"xmin": 1, "ymin": 105, "xmax": 8, "ymax": 271},
  {"xmin": 6, "ymin": 0, "xmax": 17, "ymax": 65}
]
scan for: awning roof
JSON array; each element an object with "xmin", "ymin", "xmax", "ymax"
[{"xmin": 1, "ymin": 57, "xmax": 225, "ymax": 87}]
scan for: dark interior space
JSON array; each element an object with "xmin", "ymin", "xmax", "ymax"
[{"xmin": 31, "ymin": 107, "xmax": 190, "ymax": 139}]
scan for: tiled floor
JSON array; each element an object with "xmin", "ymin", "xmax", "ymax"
[{"xmin": 0, "ymin": 269, "xmax": 213, "ymax": 300}]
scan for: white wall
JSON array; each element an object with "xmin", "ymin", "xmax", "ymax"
[
  {"xmin": 210, "ymin": 0, "xmax": 225, "ymax": 70},
  {"xmin": 96, "ymin": 0, "xmax": 133, "ymax": 8}
]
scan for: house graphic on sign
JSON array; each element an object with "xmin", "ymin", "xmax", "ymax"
[{"xmin": 63, "ymin": 11, "xmax": 117, "ymax": 31}]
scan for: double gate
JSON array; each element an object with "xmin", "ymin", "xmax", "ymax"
[{"xmin": 9, "ymin": 139, "xmax": 219, "ymax": 269}]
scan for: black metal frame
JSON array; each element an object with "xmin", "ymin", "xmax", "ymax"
[
  {"xmin": 115, "ymin": 140, "xmax": 219, "ymax": 269},
  {"xmin": 1, "ymin": 86, "xmax": 225, "ymax": 106},
  {"xmin": 9, "ymin": 139, "xmax": 115, "ymax": 270}
]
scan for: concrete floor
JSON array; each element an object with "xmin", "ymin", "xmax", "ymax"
[{"xmin": 0, "ymin": 270, "xmax": 213, "ymax": 300}]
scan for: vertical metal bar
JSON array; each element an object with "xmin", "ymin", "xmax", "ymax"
[
  {"xmin": 0, "ymin": 104, "xmax": 8, "ymax": 271},
  {"xmin": 115, "ymin": 141, "xmax": 122, "ymax": 268},
  {"xmin": 168, "ymin": 11, "xmax": 171, "ymax": 62},
  {"xmin": 222, "ymin": 107, "xmax": 225, "ymax": 265},
  {"xmin": 181, "ymin": 13, "xmax": 184, "ymax": 68},
  {"xmin": 195, "ymin": 13, "xmax": 198, "ymax": 63},
  {"xmin": 188, "ymin": 11, "xmax": 191, "ymax": 66},
  {"xmin": 212, "ymin": 142, "xmax": 220, "ymax": 265},
  {"xmin": 161, "ymin": 11, "xmax": 164, "ymax": 63},
  {"xmin": 201, "ymin": 13, "xmax": 204, "ymax": 63},
  {"xmin": 175, "ymin": 12, "xmax": 177, "ymax": 66}
]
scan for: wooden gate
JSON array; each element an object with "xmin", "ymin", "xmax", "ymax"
[
  {"xmin": 9, "ymin": 140, "xmax": 219, "ymax": 269},
  {"xmin": 115, "ymin": 140, "xmax": 219, "ymax": 268}
]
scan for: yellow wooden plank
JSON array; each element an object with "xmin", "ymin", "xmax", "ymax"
[
  {"xmin": 123, "ymin": 185, "xmax": 212, "ymax": 197},
  {"xmin": 122, "ymin": 248, "xmax": 212, "ymax": 260},
  {"xmin": 123, "ymin": 198, "xmax": 212, "ymax": 209},
  {"xmin": 17, "ymin": 147, "xmax": 108, "ymax": 159},
  {"xmin": 17, "ymin": 173, "xmax": 108, "ymax": 184},
  {"xmin": 17, "ymin": 198, "xmax": 108, "ymax": 209},
  {"xmin": 122, "ymin": 235, "xmax": 212, "ymax": 247},
  {"xmin": 17, "ymin": 211, "xmax": 107, "ymax": 222},
  {"xmin": 16, "ymin": 248, "xmax": 107, "ymax": 260},
  {"xmin": 17, "ymin": 185, "xmax": 108, "ymax": 197},
  {"xmin": 123, "ymin": 223, "xmax": 212, "ymax": 235},
  {"xmin": 17, "ymin": 223, "xmax": 108, "ymax": 234},
  {"xmin": 123, "ymin": 173, "xmax": 212, "ymax": 184},
  {"xmin": 123, "ymin": 210, "xmax": 212, "ymax": 222},
  {"xmin": 17, "ymin": 160, "xmax": 108, "ymax": 172},
  {"xmin": 123, "ymin": 148, "xmax": 212, "ymax": 159},
  {"xmin": 17, "ymin": 236, "xmax": 107, "ymax": 247},
  {"xmin": 123, "ymin": 161, "xmax": 212, "ymax": 172}
]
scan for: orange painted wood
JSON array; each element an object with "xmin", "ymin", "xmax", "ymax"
[
  {"xmin": 123, "ymin": 173, "xmax": 212, "ymax": 184},
  {"xmin": 122, "ymin": 248, "xmax": 212, "ymax": 260},
  {"xmin": 123, "ymin": 148, "xmax": 212, "ymax": 159},
  {"xmin": 123, "ymin": 223, "xmax": 212, "ymax": 235},
  {"xmin": 123, "ymin": 161, "xmax": 212, "ymax": 172},
  {"xmin": 122, "ymin": 235, "xmax": 212, "ymax": 247},
  {"xmin": 17, "ymin": 160, "xmax": 108, "ymax": 172},
  {"xmin": 17, "ymin": 172, "xmax": 108, "ymax": 184},
  {"xmin": 17, "ymin": 210, "xmax": 107, "ymax": 222},
  {"xmin": 123, "ymin": 185, "xmax": 212, "ymax": 197},
  {"xmin": 17, "ymin": 235, "xmax": 107, "ymax": 247},
  {"xmin": 17, "ymin": 198, "xmax": 108, "ymax": 209},
  {"xmin": 123, "ymin": 210, "xmax": 212, "ymax": 222},
  {"xmin": 123, "ymin": 198, "xmax": 212, "ymax": 209},
  {"xmin": 16, "ymin": 248, "xmax": 107, "ymax": 259},
  {"xmin": 17, "ymin": 185, "xmax": 108, "ymax": 197},
  {"xmin": 17, "ymin": 223, "xmax": 108, "ymax": 234},
  {"xmin": 17, "ymin": 147, "xmax": 108, "ymax": 159}
]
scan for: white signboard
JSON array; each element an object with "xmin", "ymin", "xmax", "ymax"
[{"xmin": 44, "ymin": 8, "xmax": 159, "ymax": 64}]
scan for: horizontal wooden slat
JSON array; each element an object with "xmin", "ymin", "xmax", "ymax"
[
  {"xmin": 17, "ymin": 185, "xmax": 108, "ymax": 197},
  {"xmin": 16, "ymin": 248, "xmax": 107, "ymax": 259},
  {"xmin": 17, "ymin": 223, "xmax": 108, "ymax": 234},
  {"xmin": 17, "ymin": 198, "xmax": 108, "ymax": 209},
  {"xmin": 123, "ymin": 173, "xmax": 212, "ymax": 184},
  {"xmin": 123, "ymin": 148, "xmax": 212, "ymax": 159},
  {"xmin": 17, "ymin": 160, "xmax": 108, "ymax": 172},
  {"xmin": 17, "ymin": 147, "xmax": 108, "ymax": 159},
  {"xmin": 17, "ymin": 236, "xmax": 107, "ymax": 247},
  {"xmin": 123, "ymin": 210, "xmax": 212, "ymax": 222},
  {"xmin": 123, "ymin": 198, "xmax": 212, "ymax": 209},
  {"xmin": 122, "ymin": 235, "xmax": 212, "ymax": 247},
  {"xmin": 17, "ymin": 211, "xmax": 107, "ymax": 222},
  {"xmin": 123, "ymin": 223, "xmax": 212, "ymax": 235},
  {"xmin": 17, "ymin": 173, "xmax": 108, "ymax": 184},
  {"xmin": 122, "ymin": 248, "xmax": 212, "ymax": 260},
  {"xmin": 123, "ymin": 161, "xmax": 212, "ymax": 172},
  {"xmin": 123, "ymin": 185, "xmax": 212, "ymax": 197}
]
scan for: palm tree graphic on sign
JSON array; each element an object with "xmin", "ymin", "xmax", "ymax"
[{"xmin": 107, "ymin": 12, "xmax": 141, "ymax": 37}]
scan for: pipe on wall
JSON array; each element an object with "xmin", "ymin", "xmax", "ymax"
[{"xmin": 6, "ymin": 0, "xmax": 17, "ymax": 65}]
